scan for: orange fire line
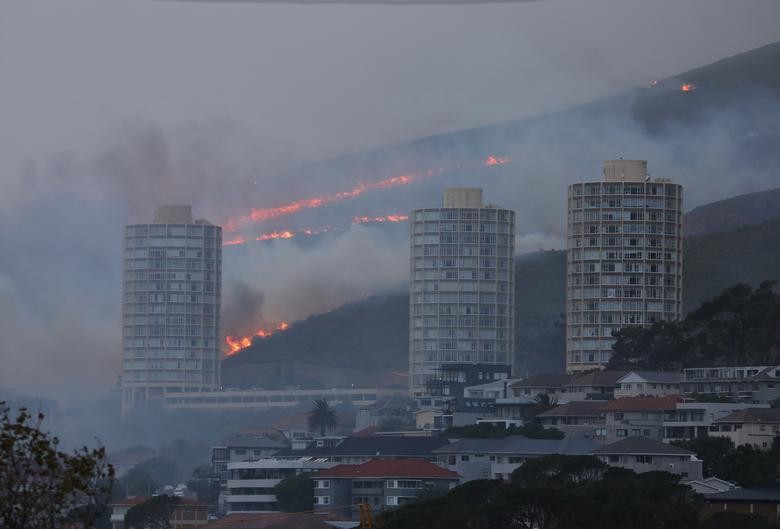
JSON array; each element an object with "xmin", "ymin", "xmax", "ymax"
[{"xmin": 223, "ymin": 155, "xmax": 510, "ymax": 232}]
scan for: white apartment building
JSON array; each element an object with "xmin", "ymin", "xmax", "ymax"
[
  {"xmin": 122, "ymin": 205, "xmax": 222, "ymax": 415},
  {"xmin": 225, "ymin": 458, "xmax": 335, "ymax": 513},
  {"xmin": 409, "ymin": 188, "xmax": 516, "ymax": 396},
  {"xmin": 566, "ymin": 160, "xmax": 683, "ymax": 373}
]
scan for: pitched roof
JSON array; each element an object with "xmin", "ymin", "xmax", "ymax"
[
  {"xmin": 599, "ymin": 395, "xmax": 683, "ymax": 412},
  {"xmin": 592, "ymin": 437, "xmax": 695, "ymax": 456},
  {"xmin": 537, "ymin": 401, "xmax": 604, "ymax": 418},
  {"xmin": 705, "ymin": 484, "xmax": 780, "ymax": 502},
  {"xmin": 202, "ymin": 512, "xmax": 341, "ymax": 529},
  {"xmin": 273, "ymin": 435, "xmax": 449, "ymax": 458},
  {"xmin": 111, "ymin": 497, "xmax": 208, "ymax": 507},
  {"xmin": 432, "ymin": 435, "xmax": 599, "ymax": 456},
  {"xmin": 618, "ymin": 371, "xmax": 681, "ymax": 384},
  {"xmin": 567, "ymin": 371, "xmax": 627, "ymax": 388},
  {"xmin": 316, "ymin": 459, "xmax": 459, "ymax": 479},
  {"xmin": 715, "ymin": 408, "xmax": 780, "ymax": 424},
  {"xmin": 222, "ymin": 434, "xmax": 287, "ymax": 449},
  {"xmin": 511, "ymin": 374, "xmax": 572, "ymax": 388}
]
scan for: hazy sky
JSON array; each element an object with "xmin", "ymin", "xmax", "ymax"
[{"xmin": 1, "ymin": 0, "xmax": 779, "ymax": 401}]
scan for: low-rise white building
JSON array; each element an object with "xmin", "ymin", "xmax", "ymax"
[
  {"xmin": 709, "ymin": 408, "xmax": 780, "ymax": 450},
  {"xmin": 225, "ymin": 458, "xmax": 335, "ymax": 514},
  {"xmin": 614, "ymin": 371, "xmax": 681, "ymax": 398},
  {"xmin": 593, "ymin": 437, "xmax": 703, "ymax": 481}
]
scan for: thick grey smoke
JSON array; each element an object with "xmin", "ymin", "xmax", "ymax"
[
  {"xmin": 222, "ymin": 281, "xmax": 267, "ymax": 336},
  {"xmin": 1, "ymin": 0, "xmax": 779, "ymax": 405}
]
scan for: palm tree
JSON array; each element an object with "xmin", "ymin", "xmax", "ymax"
[{"xmin": 308, "ymin": 399, "xmax": 338, "ymax": 436}]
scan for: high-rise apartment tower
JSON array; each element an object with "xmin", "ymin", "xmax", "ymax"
[
  {"xmin": 121, "ymin": 205, "xmax": 222, "ymax": 414},
  {"xmin": 566, "ymin": 160, "xmax": 683, "ymax": 373},
  {"xmin": 409, "ymin": 189, "xmax": 516, "ymax": 396}
]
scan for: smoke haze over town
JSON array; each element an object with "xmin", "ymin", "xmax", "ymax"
[{"xmin": 1, "ymin": 0, "xmax": 780, "ymax": 404}]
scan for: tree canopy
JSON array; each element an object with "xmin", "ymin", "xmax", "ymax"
[
  {"xmin": 0, "ymin": 402, "xmax": 114, "ymax": 529},
  {"xmin": 379, "ymin": 455, "xmax": 701, "ymax": 529},
  {"xmin": 124, "ymin": 495, "xmax": 180, "ymax": 529},
  {"xmin": 272, "ymin": 473, "xmax": 314, "ymax": 512},
  {"xmin": 308, "ymin": 399, "xmax": 338, "ymax": 436},
  {"xmin": 609, "ymin": 281, "xmax": 780, "ymax": 370}
]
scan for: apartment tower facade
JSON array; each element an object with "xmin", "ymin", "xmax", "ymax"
[
  {"xmin": 566, "ymin": 160, "xmax": 683, "ymax": 373},
  {"xmin": 121, "ymin": 205, "xmax": 222, "ymax": 414},
  {"xmin": 409, "ymin": 189, "xmax": 516, "ymax": 396}
]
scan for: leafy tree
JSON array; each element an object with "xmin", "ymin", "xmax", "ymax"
[
  {"xmin": 308, "ymin": 399, "xmax": 338, "ymax": 436},
  {"xmin": 609, "ymin": 281, "xmax": 780, "ymax": 370},
  {"xmin": 272, "ymin": 473, "xmax": 314, "ymax": 512},
  {"xmin": 533, "ymin": 393, "xmax": 558, "ymax": 416},
  {"xmin": 716, "ymin": 445, "xmax": 779, "ymax": 487},
  {"xmin": 672, "ymin": 436, "xmax": 735, "ymax": 478},
  {"xmin": 0, "ymin": 402, "xmax": 114, "ymax": 529},
  {"xmin": 124, "ymin": 495, "xmax": 180, "ymax": 529},
  {"xmin": 563, "ymin": 469, "xmax": 701, "ymax": 529},
  {"xmin": 186, "ymin": 464, "xmax": 221, "ymax": 505},
  {"xmin": 699, "ymin": 511, "xmax": 778, "ymax": 529}
]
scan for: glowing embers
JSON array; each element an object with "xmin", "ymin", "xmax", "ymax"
[
  {"xmin": 681, "ymin": 83, "xmax": 696, "ymax": 92},
  {"xmin": 224, "ymin": 321, "xmax": 290, "ymax": 356},
  {"xmin": 484, "ymin": 155, "xmax": 511, "ymax": 166},
  {"xmin": 352, "ymin": 214, "xmax": 409, "ymax": 224}
]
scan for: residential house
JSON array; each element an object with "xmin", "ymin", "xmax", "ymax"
[
  {"xmin": 270, "ymin": 436, "xmax": 450, "ymax": 464},
  {"xmin": 419, "ymin": 363, "xmax": 512, "ymax": 407},
  {"xmin": 199, "ymin": 512, "xmax": 348, "ymax": 529},
  {"xmin": 510, "ymin": 374, "xmax": 572, "ymax": 401},
  {"xmin": 212, "ymin": 435, "xmax": 287, "ymax": 485},
  {"xmin": 312, "ymin": 459, "xmax": 459, "ymax": 519},
  {"xmin": 224, "ymin": 458, "xmax": 335, "ymax": 514},
  {"xmin": 563, "ymin": 370, "xmax": 627, "ymax": 401},
  {"xmin": 663, "ymin": 402, "xmax": 769, "ymax": 442},
  {"xmin": 431, "ymin": 435, "xmax": 599, "ymax": 481},
  {"xmin": 681, "ymin": 366, "xmax": 780, "ymax": 404},
  {"xmin": 703, "ymin": 484, "xmax": 780, "ymax": 523},
  {"xmin": 110, "ymin": 497, "xmax": 209, "ymax": 529},
  {"xmin": 614, "ymin": 371, "xmax": 681, "ymax": 398},
  {"xmin": 684, "ymin": 477, "xmax": 736, "ymax": 495},
  {"xmin": 709, "ymin": 408, "xmax": 780, "ymax": 450},
  {"xmin": 593, "ymin": 437, "xmax": 703, "ymax": 480},
  {"xmin": 598, "ymin": 395, "xmax": 683, "ymax": 443},
  {"xmin": 535, "ymin": 401, "xmax": 605, "ymax": 440},
  {"xmin": 355, "ymin": 396, "xmax": 415, "ymax": 432}
]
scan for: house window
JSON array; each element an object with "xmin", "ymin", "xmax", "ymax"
[
  {"xmin": 608, "ymin": 455, "xmax": 620, "ymax": 463},
  {"xmin": 614, "ymin": 413, "xmax": 624, "ymax": 420},
  {"xmin": 461, "ymin": 455, "xmax": 470, "ymax": 462},
  {"xmin": 314, "ymin": 496, "xmax": 331, "ymax": 505},
  {"xmin": 616, "ymin": 429, "xmax": 628, "ymax": 437},
  {"xmin": 595, "ymin": 428, "xmax": 607, "ymax": 437},
  {"xmin": 635, "ymin": 455, "xmax": 652, "ymax": 464},
  {"xmin": 386, "ymin": 496, "xmax": 398, "ymax": 506},
  {"xmin": 316, "ymin": 480, "xmax": 330, "ymax": 489}
]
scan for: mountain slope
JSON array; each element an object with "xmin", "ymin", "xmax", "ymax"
[
  {"xmin": 684, "ymin": 187, "xmax": 780, "ymax": 236},
  {"xmin": 223, "ymin": 194, "xmax": 780, "ymax": 385}
]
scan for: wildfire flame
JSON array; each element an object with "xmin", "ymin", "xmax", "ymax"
[
  {"xmin": 256, "ymin": 230, "xmax": 295, "ymax": 241},
  {"xmin": 224, "ymin": 155, "xmax": 510, "ymax": 231},
  {"xmin": 223, "ymin": 236, "xmax": 247, "ymax": 246},
  {"xmin": 484, "ymin": 155, "xmax": 511, "ymax": 166},
  {"xmin": 353, "ymin": 214, "xmax": 409, "ymax": 224},
  {"xmin": 681, "ymin": 83, "xmax": 696, "ymax": 92},
  {"xmin": 225, "ymin": 321, "xmax": 290, "ymax": 356}
]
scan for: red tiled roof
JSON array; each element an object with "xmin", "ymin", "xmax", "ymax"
[
  {"xmin": 202, "ymin": 512, "xmax": 341, "ymax": 529},
  {"xmin": 599, "ymin": 395, "xmax": 683, "ymax": 412},
  {"xmin": 111, "ymin": 496, "xmax": 208, "ymax": 507},
  {"xmin": 316, "ymin": 458, "xmax": 459, "ymax": 479}
]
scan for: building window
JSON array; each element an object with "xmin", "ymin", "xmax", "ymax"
[
  {"xmin": 616, "ymin": 429, "xmax": 628, "ymax": 437},
  {"xmin": 314, "ymin": 496, "xmax": 331, "ymax": 505},
  {"xmin": 316, "ymin": 480, "xmax": 331, "ymax": 489}
]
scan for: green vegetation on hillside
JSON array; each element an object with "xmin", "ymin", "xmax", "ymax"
[{"xmin": 609, "ymin": 281, "xmax": 780, "ymax": 371}]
